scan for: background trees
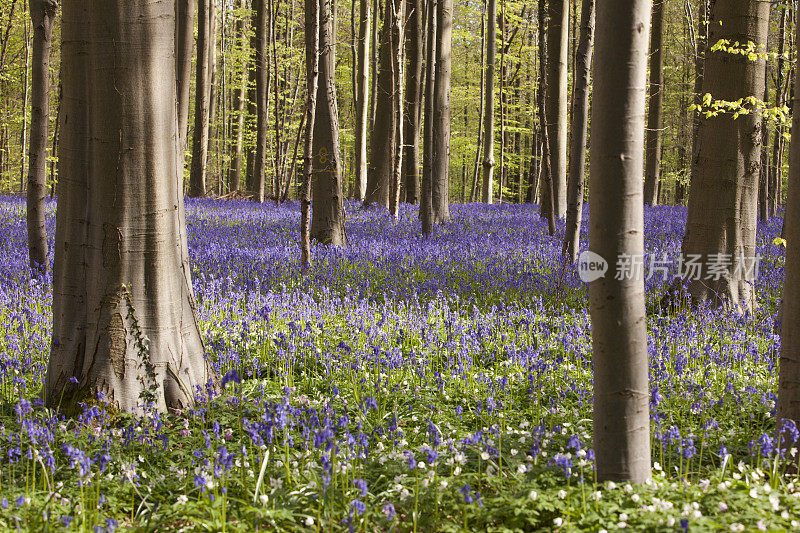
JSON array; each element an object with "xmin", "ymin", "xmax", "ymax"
[{"xmin": 5, "ymin": 0, "xmax": 784, "ymax": 215}]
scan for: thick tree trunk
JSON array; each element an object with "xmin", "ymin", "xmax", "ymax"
[
  {"xmin": 682, "ymin": 0, "xmax": 770, "ymax": 311},
  {"xmin": 545, "ymin": 0, "xmax": 568, "ymax": 217},
  {"xmin": 401, "ymin": 0, "xmax": 422, "ymax": 204},
  {"xmin": 480, "ymin": 0, "xmax": 496, "ymax": 204},
  {"xmin": 689, "ymin": 0, "xmax": 708, "ymax": 191},
  {"xmin": 302, "ymin": 0, "xmax": 320, "ymax": 268},
  {"xmin": 420, "ymin": 0, "xmax": 436, "ymax": 234},
  {"xmin": 778, "ymin": 8, "xmax": 800, "ymax": 441},
  {"xmin": 430, "ymin": 0, "xmax": 452, "ymax": 224},
  {"xmin": 643, "ymin": 0, "xmax": 664, "ymax": 206},
  {"xmin": 562, "ymin": 0, "xmax": 594, "ymax": 262},
  {"xmin": 590, "ymin": 0, "xmax": 652, "ymax": 484},
  {"xmin": 189, "ymin": 0, "xmax": 213, "ymax": 198},
  {"xmin": 353, "ymin": 0, "xmax": 370, "ymax": 201},
  {"xmin": 364, "ymin": 0, "xmax": 396, "ymax": 209},
  {"xmin": 46, "ymin": 0, "xmax": 215, "ymax": 413},
  {"xmin": 176, "ymin": 0, "xmax": 196, "ymax": 168},
  {"xmin": 311, "ymin": 0, "xmax": 347, "ymax": 245},
  {"xmin": 26, "ymin": 0, "xmax": 58, "ymax": 275}
]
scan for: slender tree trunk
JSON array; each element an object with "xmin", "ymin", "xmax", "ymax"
[
  {"xmin": 682, "ymin": 0, "xmax": 770, "ymax": 311},
  {"xmin": 481, "ymin": 0, "xmax": 497, "ymax": 204},
  {"xmin": 591, "ymin": 0, "xmax": 652, "ymax": 484},
  {"xmin": 778, "ymin": 5, "xmax": 800, "ymax": 441},
  {"xmin": 189, "ymin": 0, "xmax": 213, "ymax": 197},
  {"xmin": 364, "ymin": 0, "xmax": 396, "ymax": 209},
  {"xmin": 760, "ymin": 58, "xmax": 770, "ymax": 221},
  {"xmin": 391, "ymin": 0, "xmax": 405, "ymax": 215},
  {"xmin": 689, "ymin": 0, "xmax": 708, "ymax": 189},
  {"xmin": 430, "ymin": 0, "xmax": 452, "ymax": 224},
  {"xmin": 302, "ymin": 0, "xmax": 320, "ymax": 268},
  {"xmin": 353, "ymin": 0, "xmax": 370, "ymax": 200},
  {"xmin": 420, "ymin": 0, "xmax": 436, "ymax": 234},
  {"xmin": 19, "ymin": 14, "xmax": 31, "ymax": 194},
  {"xmin": 772, "ymin": 4, "xmax": 788, "ymax": 214},
  {"xmin": 469, "ymin": 0, "xmax": 486, "ymax": 203},
  {"xmin": 311, "ymin": 0, "xmax": 347, "ymax": 244},
  {"xmin": 537, "ymin": 0, "xmax": 556, "ymax": 235},
  {"xmin": 228, "ymin": 3, "xmax": 247, "ymax": 193},
  {"xmin": 26, "ymin": 0, "xmax": 58, "ymax": 275},
  {"xmin": 176, "ymin": 0, "xmax": 196, "ymax": 170},
  {"xmin": 369, "ymin": 0, "xmax": 380, "ymax": 128},
  {"xmin": 545, "ymin": 0, "xmax": 568, "ymax": 217},
  {"xmin": 562, "ymin": 0, "xmax": 594, "ymax": 262},
  {"xmin": 253, "ymin": 0, "xmax": 269, "ymax": 202},
  {"xmin": 401, "ymin": 0, "xmax": 422, "ymax": 204},
  {"xmin": 46, "ymin": 0, "xmax": 215, "ymax": 413},
  {"xmin": 643, "ymin": 0, "xmax": 664, "ymax": 206},
  {"xmin": 50, "ymin": 69, "xmax": 61, "ymax": 197}
]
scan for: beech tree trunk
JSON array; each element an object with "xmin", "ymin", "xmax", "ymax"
[
  {"xmin": 480, "ymin": 0, "xmax": 496, "ymax": 204},
  {"xmin": 353, "ymin": 0, "xmax": 370, "ymax": 201},
  {"xmin": 228, "ymin": 3, "xmax": 247, "ymax": 193},
  {"xmin": 778, "ymin": 7, "xmax": 800, "ymax": 441},
  {"xmin": 420, "ymin": 0, "xmax": 436, "ymax": 234},
  {"xmin": 401, "ymin": 0, "xmax": 422, "ymax": 204},
  {"xmin": 364, "ymin": 0, "xmax": 397, "ymax": 209},
  {"xmin": 302, "ymin": 0, "xmax": 320, "ymax": 268},
  {"xmin": 682, "ymin": 0, "xmax": 770, "ymax": 311},
  {"xmin": 253, "ymin": 0, "xmax": 269, "ymax": 202},
  {"xmin": 175, "ymin": 0, "xmax": 195, "ymax": 167},
  {"xmin": 545, "ymin": 0, "xmax": 568, "ymax": 218},
  {"xmin": 26, "ymin": 0, "xmax": 58, "ymax": 275},
  {"xmin": 591, "ymin": 0, "xmax": 652, "ymax": 484},
  {"xmin": 430, "ymin": 0, "xmax": 452, "ymax": 224},
  {"xmin": 189, "ymin": 0, "xmax": 214, "ymax": 198},
  {"xmin": 643, "ymin": 0, "xmax": 664, "ymax": 206},
  {"xmin": 45, "ymin": 0, "xmax": 215, "ymax": 413},
  {"xmin": 537, "ymin": 0, "xmax": 556, "ymax": 235},
  {"xmin": 311, "ymin": 0, "xmax": 347, "ymax": 245},
  {"xmin": 562, "ymin": 0, "xmax": 594, "ymax": 262}
]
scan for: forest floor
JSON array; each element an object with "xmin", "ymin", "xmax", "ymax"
[{"xmin": 0, "ymin": 197, "xmax": 798, "ymax": 532}]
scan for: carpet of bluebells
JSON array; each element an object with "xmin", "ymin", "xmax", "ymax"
[{"xmin": 0, "ymin": 196, "xmax": 799, "ymax": 532}]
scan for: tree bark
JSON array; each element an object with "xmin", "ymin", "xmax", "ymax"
[
  {"xmin": 537, "ymin": 0, "xmax": 556, "ymax": 235},
  {"xmin": 643, "ymin": 0, "xmax": 664, "ymax": 206},
  {"xmin": 364, "ymin": 0, "xmax": 396, "ymax": 209},
  {"xmin": 772, "ymin": 3, "xmax": 788, "ymax": 214},
  {"xmin": 590, "ymin": 0, "xmax": 652, "ymax": 484},
  {"xmin": 401, "ymin": 0, "xmax": 422, "ymax": 204},
  {"xmin": 176, "ymin": 0, "xmax": 196, "ymax": 169},
  {"xmin": 253, "ymin": 0, "xmax": 269, "ymax": 202},
  {"xmin": 469, "ymin": 0, "xmax": 486, "ymax": 203},
  {"xmin": 778, "ymin": 4, "xmax": 800, "ymax": 441},
  {"xmin": 353, "ymin": 0, "xmax": 370, "ymax": 200},
  {"xmin": 26, "ymin": 0, "xmax": 58, "ymax": 275},
  {"xmin": 228, "ymin": 3, "xmax": 248, "ymax": 193},
  {"xmin": 46, "ymin": 0, "xmax": 215, "ymax": 413},
  {"xmin": 420, "ymin": 0, "xmax": 436, "ymax": 234},
  {"xmin": 391, "ymin": 0, "xmax": 405, "ymax": 215},
  {"xmin": 682, "ymin": 0, "xmax": 770, "ymax": 312},
  {"xmin": 430, "ymin": 0, "xmax": 452, "ymax": 224},
  {"xmin": 545, "ymin": 0, "xmax": 568, "ymax": 217},
  {"xmin": 311, "ymin": 0, "xmax": 347, "ymax": 245},
  {"xmin": 302, "ymin": 0, "xmax": 320, "ymax": 268},
  {"xmin": 480, "ymin": 0, "xmax": 496, "ymax": 204},
  {"xmin": 562, "ymin": 0, "xmax": 594, "ymax": 262},
  {"xmin": 189, "ymin": 0, "xmax": 213, "ymax": 198}
]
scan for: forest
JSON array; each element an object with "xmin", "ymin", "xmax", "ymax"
[{"xmin": 1, "ymin": 0, "xmax": 800, "ymax": 531}]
